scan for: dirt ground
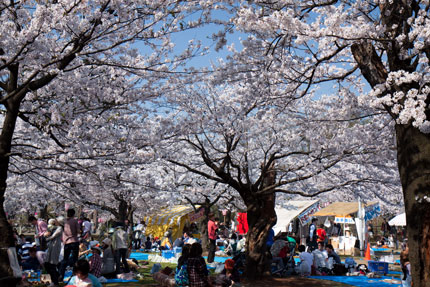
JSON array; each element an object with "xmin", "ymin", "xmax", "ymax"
[
  {"xmin": 240, "ymin": 276, "xmax": 351, "ymax": 287},
  {"xmin": 105, "ymin": 276, "xmax": 352, "ymax": 287}
]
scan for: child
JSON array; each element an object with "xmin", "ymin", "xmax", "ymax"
[{"xmin": 66, "ymin": 259, "xmax": 102, "ymax": 287}]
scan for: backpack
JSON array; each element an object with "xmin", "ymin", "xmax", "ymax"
[{"xmin": 175, "ymin": 261, "xmax": 190, "ymax": 286}]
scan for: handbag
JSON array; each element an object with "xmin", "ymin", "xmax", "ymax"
[{"xmin": 175, "ymin": 261, "xmax": 190, "ymax": 286}]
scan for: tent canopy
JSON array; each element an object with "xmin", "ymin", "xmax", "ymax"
[
  {"xmin": 389, "ymin": 212, "xmax": 406, "ymax": 226},
  {"xmin": 313, "ymin": 201, "xmax": 378, "ymax": 217},
  {"xmin": 144, "ymin": 205, "xmax": 197, "ymax": 240},
  {"xmin": 273, "ymin": 200, "xmax": 319, "ymax": 235}
]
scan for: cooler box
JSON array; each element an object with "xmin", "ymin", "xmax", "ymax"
[
  {"xmin": 368, "ymin": 260, "xmax": 389, "ymax": 275},
  {"xmin": 173, "ymin": 247, "xmax": 182, "ymax": 254},
  {"xmin": 162, "ymin": 250, "xmax": 174, "ymax": 259}
]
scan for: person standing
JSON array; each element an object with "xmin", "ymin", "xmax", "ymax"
[
  {"xmin": 308, "ymin": 218, "xmax": 318, "ymax": 251},
  {"xmin": 316, "ymin": 224, "xmax": 327, "ymax": 246},
  {"xmin": 59, "ymin": 208, "xmax": 81, "ymax": 281},
  {"xmin": 112, "ymin": 223, "xmax": 130, "ymax": 274},
  {"xmin": 28, "ymin": 216, "xmax": 48, "ymax": 251},
  {"xmin": 400, "ymin": 244, "xmax": 411, "ymax": 287},
  {"xmin": 381, "ymin": 218, "xmax": 391, "ymax": 238},
  {"xmin": 207, "ymin": 214, "xmax": 218, "ymax": 264},
  {"xmin": 44, "ymin": 216, "xmax": 64, "ymax": 287},
  {"xmin": 81, "ymin": 217, "xmax": 92, "ymax": 245}
]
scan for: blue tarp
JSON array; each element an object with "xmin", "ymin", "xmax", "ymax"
[
  {"xmin": 309, "ymin": 276, "xmax": 401, "ymax": 287},
  {"xmin": 203, "ymin": 256, "xmax": 232, "ymax": 263},
  {"xmin": 130, "ymin": 252, "xmax": 149, "ymax": 260},
  {"xmin": 371, "ymin": 248, "xmax": 391, "ymax": 252}
]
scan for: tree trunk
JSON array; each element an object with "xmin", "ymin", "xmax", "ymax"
[
  {"xmin": 0, "ymin": 98, "xmax": 21, "ymax": 283},
  {"xmin": 118, "ymin": 199, "xmax": 128, "ymax": 223},
  {"xmin": 396, "ymin": 124, "xmax": 430, "ymax": 287},
  {"xmin": 39, "ymin": 204, "xmax": 49, "ymax": 220},
  {"xmin": 200, "ymin": 206, "xmax": 211, "ymax": 252},
  {"xmin": 244, "ymin": 193, "xmax": 277, "ymax": 280}
]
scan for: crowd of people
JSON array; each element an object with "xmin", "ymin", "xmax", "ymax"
[
  {"xmin": 12, "ymin": 209, "xmax": 411, "ymax": 287},
  {"xmin": 14, "ymin": 209, "xmax": 139, "ymax": 287}
]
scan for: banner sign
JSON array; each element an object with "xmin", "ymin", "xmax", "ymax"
[
  {"xmin": 364, "ymin": 204, "xmax": 381, "ymax": 221},
  {"xmin": 298, "ymin": 202, "xmax": 320, "ymax": 225},
  {"xmin": 189, "ymin": 208, "xmax": 205, "ymax": 222},
  {"xmin": 335, "ymin": 216, "xmax": 355, "ymax": 224}
]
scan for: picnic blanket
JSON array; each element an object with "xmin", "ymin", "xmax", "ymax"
[
  {"xmin": 203, "ymin": 256, "xmax": 232, "ymax": 263},
  {"xmin": 64, "ymin": 271, "xmax": 138, "ymax": 284},
  {"xmin": 129, "ymin": 252, "xmax": 149, "ymax": 261},
  {"xmin": 309, "ymin": 275, "xmax": 401, "ymax": 287}
]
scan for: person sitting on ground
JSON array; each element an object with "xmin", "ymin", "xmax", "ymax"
[
  {"xmin": 100, "ymin": 238, "xmax": 116, "ymax": 277},
  {"xmin": 173, "ymin": 235, "xmax": 184, "ymax": 248},
  {"xmin": 160, "ymin": 231, "xmax": 173, "ymax": 250},
  {"xmin": 270, "ymin": 236, "xmax": 290, "ymax": 273},
  {"xmin": 21, "ymin": 247, "xmax": 41, "ymax": 270},
  {"xmin": 225, "ymin": 233, "xmax": 238, "ymax": 257},
  {"xmin": 187, "ymin": 242, "xmax": 210, "ymax": 287},
  {"xmin": 19, "ymin": 237, "xmax": 35, "ymax": 261},
  {"xmin": 89, "ymin": 245, "xmax": 102, "ymax": 278},
  {"xmin": 79, "ymin": 242, "xmax": 91, "ymax": 259},
  {"xmin": 312, "ymin": 241, "xmax": 329, "ymax": 275},
  {"xmin": 178, "ymin": 244, "xmax": 191, "ymax": 266},
  {"xmin": 67, "ymin": 259, "xmax": 102, "ymax": 287},
  {"xmin": 144, "ymin": 236, "xmax": 152, "ymax": 250},
  {"xmin": 175, "ymin": 244, "xmax": 191, "ymax": 286},
  {"xmin": 298, "ymin": 245, "xmax": 313, "ymax": 277},
  {"xmin": 236, "ymin": 235, "xmax": 246, "ymax": 253},
  {"xmin": 152, "ymin": 237, "xmax": 161, "ymax": 250},
  {"xmin": 214, "ymin": 259, "xmax": 241, "ymax": 287},
  {"xmin": 325, "ymin": 244, "xmax": 341, "ymax": 265}
]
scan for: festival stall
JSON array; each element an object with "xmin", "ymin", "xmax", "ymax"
[
  {"xmin": 144, "ymin": 205, "xmax": 204, "ymax": 240},
  {"xmin": 313, "ymin": 201, "xmax": 380, "ymax": 255},
  {"xmin": 389, "ymin": 212, "xmax": 406, "ymax": 226},
  {"xmin": 273, "ymin": 200, "xmax": 320, "ymax": 236}
]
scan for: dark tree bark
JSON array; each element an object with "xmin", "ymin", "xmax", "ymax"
[
  {"xmin": 396, "ymin": 125, "xmax": 430, "ymax": 286},
  {"xmin": 0, "ymin": 71, "xmax": 24, "ymax": 282},
  {"xmin": 244, "ymin": 193, "xmax": 277, "ymax": 279},
  {"xmin": 350, "ymin": 2, "xmax": 430, "ymax": 282}
]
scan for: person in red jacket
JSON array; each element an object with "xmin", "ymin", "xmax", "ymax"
[{"xmin": 316, "ymin": 224, "xmax": 327, "ymax": 246}]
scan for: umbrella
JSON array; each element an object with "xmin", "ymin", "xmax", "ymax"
[{"xmin": 389, "ymin": 213, "xmax": 406, "ymax": 226}]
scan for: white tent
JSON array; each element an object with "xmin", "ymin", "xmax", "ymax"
[
  {"xmin": 273, "ymin": 200, "xmax": 319, "ymax": 235},
  {"xmin": 389, "ymin": 212, "xmax": 406, "ymax": 226}
]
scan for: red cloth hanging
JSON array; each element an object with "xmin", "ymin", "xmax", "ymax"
[{"xmin": 236, "ymin": 213, "xmax": 248, "ymax": 235}]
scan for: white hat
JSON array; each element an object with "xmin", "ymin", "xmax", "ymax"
[
  {"xmin": 56, "ymin": 216, "xmax": 65, "ymax": 226},
  {"xmin": 164, "ymin": 231, "xmax": 169, "ymax": 237}
]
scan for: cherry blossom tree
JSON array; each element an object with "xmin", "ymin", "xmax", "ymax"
[
  {"xmin": 157, "ymin": 80, "xmax": 398, "ymax": 279},
  {"xmin": 0, "ymin": 0, "xmax": 214, "ymax": 281},
  {"xmin": 222, "ymin": 1, "xmax": 430, "ymax": 284}
]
